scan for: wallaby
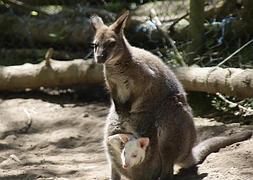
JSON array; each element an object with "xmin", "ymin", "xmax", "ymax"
[
  {"xmin": 106, "ymin": 133, "xmax": 160, "ymax": 180},
  {"xmin": 108, "ymin": 132, "xmax": 252, "ymax": 172},
  {"xmin": 107, "ymin": 134, "xmax": 150, "ymax": 169},
  {"xmin": 90, "ymin": 11, "xmax": 252, "ymax": 180}
]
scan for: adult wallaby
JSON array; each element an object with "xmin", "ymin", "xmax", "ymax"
[{"xmin": 90, "ymin": 11, "xmax": 252, "ymax": 180}]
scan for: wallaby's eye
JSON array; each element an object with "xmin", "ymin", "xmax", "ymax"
[
  {"xmin": 90, "ymin": 43, "xmax": 98, "ymax": 49},
  {"xmin": 106, "ymin": 41, "xmax": 116, "ymax": 48}
]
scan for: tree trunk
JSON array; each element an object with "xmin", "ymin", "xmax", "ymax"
[
  {"xmin": 187, "ymin": 0, "xmax": 205, "ymax": 63},
  {"xmin": 241, "ymin": 0, "xmax": 253, "ymax": 34},
  {"xmin": 0, "ymin": 59, "xmax": 253, "ymax": 98},
  {"xmin": 205, "ymin": 0, "xmax": 238, "ymax": 20}
]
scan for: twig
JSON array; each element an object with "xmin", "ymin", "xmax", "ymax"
[
  {"xmin": 84, "ymin": 50, "xmax": 93, "ymax": 59},
  {"xmin": 168, "ymin": 12, "xmax": 189, "ymax": 32},
  {"xmin": 217, "ymin": 39, "xmax": 253, "ymax": 67},
  {"xmin": 45, "ymin": 48, "xmax": 54, "ymax": 67},
  {"xmin": 150, "ymin": 9, "xmax": 186, "ymax": 66},
  {"xmin": 157, "ymin": 26, "xmax": 186, "ymax": 66},
  {"xmin": 206, "ymin": 39, "xmax": 253, "ymax": 82},
  {"xmin": 216, "ymin": 92, "xmax": 253, "ymax": 116}
]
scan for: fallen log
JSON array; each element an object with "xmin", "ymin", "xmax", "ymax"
[
  {"xmin": 0, "ymin": 59, "xmax": 104, "ymax": 91},
  {"xmin": 0, "ymin": 14, "xmax": 92, "ymax": 47},
  {"xmin": 0, "ymin": 9, "xmax": 115, "ymax": 47},
  {"xmin": 175, "ymin": 66, "xmax": 253, "ymax": 98},
  {"xmin": 0, "ymin": 48, "xmax": 86, "ymax": 65},
  {"xmin": 0, "ymin": 59, "xmax": 253, "ymax": 98},
  {"xmin": 20, "ymin": 0, "xmax": 93, "ymax": 6}
]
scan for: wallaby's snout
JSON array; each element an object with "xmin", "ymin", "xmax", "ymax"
[
  {"xmin": 94, "ymin": 46, "xmax": 108, "ymax": 63},
  {"xmin": 93, "ymin": 39, "xmax": 116, "ymax": 63}
]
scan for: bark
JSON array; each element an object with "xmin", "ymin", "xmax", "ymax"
[
  {"xmin": 20, "ymin": 0, "xmax": 94, "ymax": 6},
  {"xmin": 0, "ymin": 59, "xmax": 253, "ymax": 98},
  {"xmin": 0, "ymin": 9, "xmax": 115, "ymax": 47},
  {"xmin": 0, "ymin": 48, "xmax": 85, "ymax": 65},
  {"xmin": 205, "ymin": 0, "xmax": 238, "ymax": 20},
  {"xmin": 0, "ymin": 14, "xmax": 92, "ymax": 47},
  {"xmin": 241, "ymin": 0, "xmax": 253, "ymax": 34},
  {"xmin": 0, "ymin": 59, "xmax": 104, "ymax": 91},
  {"xmin": 187, "ymin": 0, "xmax": 205, "ymax": 63},
  {"xmin": 175, "ymin": 66, "xmax": 253, "ymax": 98},
  {"xmin": 132, "ymin": 0, "xmax": 189, "ymax": 21}
]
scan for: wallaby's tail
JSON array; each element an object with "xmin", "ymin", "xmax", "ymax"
[
  {"xmin": 193, "ymin": 131, "xmax": 252, "ymax": 164},
  {"xmin": 180, "ymin": 131, "xmax": 252, "ymax": 168}
]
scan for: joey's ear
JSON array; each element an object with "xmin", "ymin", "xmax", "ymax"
[
  {"xmin": 90, "ymin": 15, "xmax": 104, "ymax": 31},
  {"xmin": 107, "ymin": 135, "xmax": 122, "ymax": 151},
  {"xmin": 139, "ymin": 138, "xmax": 150, "ymax": 151},
  {"xmin": 107, "ymin": 134, "xmax": 130, "ymax": 145},
  {"xmin": 110, "ymin": 11, "xmax": 129, "ymax": 34},
  {"xmin": 118, "ymin": 134, "xmax": 131, "ymax": 143},
  {"xmin": 107, "ymin": 135, "xmax": 117, "ymax": 145}
]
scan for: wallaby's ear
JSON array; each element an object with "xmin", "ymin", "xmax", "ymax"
[
  {"xmin": 118, "ymin": 134, "xmax": 131, "ymax": 143},
  {"xmin": 110, "ymin": 11, "xmax": 129, "ymax": 34},
  {"xmin": 90, "ymin": 15, "xmax": 104, "ymax": 31},
  {"xmin": 139, "ymin": 137, "xmax": 149, "ymax": 151}
]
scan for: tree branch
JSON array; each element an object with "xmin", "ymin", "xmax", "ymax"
[{"xmin": 216, "ymin": 92, "xmax": 253, "ymax": 116}]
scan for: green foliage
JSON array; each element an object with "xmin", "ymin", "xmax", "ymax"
[
  {"xmin": 40, "ymin": 5, "xmax": 63, "ymax": 15},
  {"xmin": 211, "ymin": 95, "xmax": 253, "ymax": 124},
  {"xmin": 104, "ymin": 2, "xmax": 126, "ymax": 13},
  {"xmin": 187, "ymin": 92, "xmax": 216, "ymax": 117}
]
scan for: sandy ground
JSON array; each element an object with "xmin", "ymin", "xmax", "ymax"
[{"xmin": 0, "ymin": 93, "xmax": 252, "ymax": 180}]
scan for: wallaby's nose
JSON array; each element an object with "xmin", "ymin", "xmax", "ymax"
[
  {"xmin": 122, "ymin": 164, "xmax": 129, "ymax": 169},
  {"xmin": 96, "ymin": 54, "xmax": 107, "ymax": 63}
]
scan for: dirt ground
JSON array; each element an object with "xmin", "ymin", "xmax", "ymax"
[{"xmin": 0, "ymin": 92, "xmax": 252, "ymax": 180}]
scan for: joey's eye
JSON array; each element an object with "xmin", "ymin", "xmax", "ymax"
[
  {"xmin": 120, "ymin": 141, "xmax": 124, "ymax": 149},
  {"xmin": 132, "ymin": 154, "xmax": 137, "ymax": 158}
]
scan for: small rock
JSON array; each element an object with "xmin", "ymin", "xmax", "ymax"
[{"xmin": 83, "ymin": 113, "xmax": 89, "ymax": 118}]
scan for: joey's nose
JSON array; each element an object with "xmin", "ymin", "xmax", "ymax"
[{"xmin": 122, "ymin": 164, "xmax": 129, "ymax": 169}]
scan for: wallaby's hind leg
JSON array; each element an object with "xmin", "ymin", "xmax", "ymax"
[
  {"xmin": 159, "ymin": 152, "xmax": 174, "ymax": 180},
  {"xmin": 159, "ymin": 164, "xmax": 173, "ymax": 180},
  {"xmin": 111, "ymin": 166, "xmax": 121, "ymax": 180},
  {"xmin": 158, "ymin": 136, "xmax": 174, "ymax": 180},
  {"xmin": 177, "ymin": 151, "xmax": 196, "ymax": 169}
]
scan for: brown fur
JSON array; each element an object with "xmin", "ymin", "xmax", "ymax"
[{"xmin": 90, "ymin": 12, "xmax": 252, "ymax": 180}]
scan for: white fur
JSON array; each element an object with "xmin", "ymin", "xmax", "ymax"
[
  {"xmin": 117, "ymin": 81, "xmax": 131, "ymax": 103},
  {"xmin": 107, "ymin": 134, "xmax": 149, "ymax": 169},
  {"xmin": 121, "ymin": 139, "xmax": 146, "ymax": 169},
  {"xmin": 103, "ymin": 65, "xmax": 131, "ymax": 103}
]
